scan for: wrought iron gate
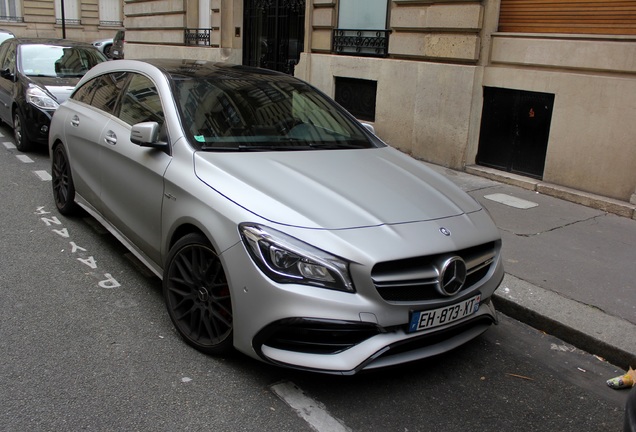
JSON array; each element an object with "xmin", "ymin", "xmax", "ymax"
[
  {"xmin": 243, "ymin": 0, "xmax": 305, "ymax": 74},
  {"xmin": 477, "ymin": 87, "xmax": 555, "ymax": 180}
]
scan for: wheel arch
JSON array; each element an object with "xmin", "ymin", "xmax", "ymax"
[{"xmin": 167, "ymin": 223, "xmax": 221, "ymax": 258}]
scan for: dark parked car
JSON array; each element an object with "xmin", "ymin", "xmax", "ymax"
[
  {"xmin": 0, "ymin": 38, "xmax": 106, "ymax": 151},
  {"xmin": 111, "ymin": 30, "xmax": 124, "ymax": 59}
]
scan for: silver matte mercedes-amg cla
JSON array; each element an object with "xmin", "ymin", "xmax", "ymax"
[{"xmin": 49, "ymin": 59, "xmax": 503, "ymax": 374}]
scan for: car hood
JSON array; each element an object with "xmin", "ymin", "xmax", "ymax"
[
  {"xmin": 28, "ymin": 75, "xmax": 79, "ymax": 104},
  {"xmin": 194, "ymin": 147, "xmax": 482, "ymax": 230}
]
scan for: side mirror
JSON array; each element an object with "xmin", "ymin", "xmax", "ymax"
[
  {"xmin": 0, "ymin": 68, "xmax": 13, "ymax": 80},
  {"xmin": 130, "ymin": 121, "xmax": 166, "ymax": 148},
  {"xmin": 361, "ymin": 122, "xmax": 376, "ymax": 135}
]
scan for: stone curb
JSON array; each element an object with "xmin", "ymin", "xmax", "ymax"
[{"xmin": 493, "ymin": 273, "xmax": 636, "ymax": 369}]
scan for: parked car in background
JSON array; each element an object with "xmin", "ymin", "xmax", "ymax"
[
  {"xmin": 0, "ymin": 38, "xmax": 106, "ymax": 151},
  {"xmin": 111, "ymin": 30, "xmax": 124, "ymax": 59},
  {"xmin": 92, "ymin": 37, "xmax": 113, "ymax": 58},
  {"xmin": 49, "ymin": 58, "xmax": 504, "ymax": 374},
  {"xmin": 0, "ymin": 29, "xmax": 15, "ymax": 44}
]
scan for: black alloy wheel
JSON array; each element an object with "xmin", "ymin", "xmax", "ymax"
[
  {"xmin": 163, "ymin": 233, "xmax": 233, "ymax": 355},
  {"xmin": 51, "ymin": 144, "xmax": 78, "ymax": 215},
  {"xmin": 13, "ymin": 110, "xmax": 32, "ymax": 152}
]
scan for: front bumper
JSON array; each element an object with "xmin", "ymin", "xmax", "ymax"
[
  {"xmin": 253, "ymin": 300, "xmax": 498, "ymax": 375},
  {"xmin": 222, "ymin": 214, "xmax": 505, "ymax": 374},
  {"xmin": 22, "ymin": 104, "xmax": 54, "ymax": 145}
]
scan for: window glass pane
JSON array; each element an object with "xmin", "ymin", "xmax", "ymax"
[
  {"xmin": 0, "ymin": 0, "xmax": 21, "ymax": 20},
  {"xmin": 72, "ymin": 77, "xmax": 100, "ymax": 105},
  {"xmin": 1, "ymin": 43, "xmax": 14, "ymax": 73},
  {"xmin": 119, "ymin": 74, "xmax": 164, "ymax": 126},
  {"xmin": 99, "ymin": 0, "xmax": 121, "ymax": 25},
  {"xmin": 55, "ymin": 0, "xmax": 79, "ymax": 20},
  {"xmin": 338, "ymin": 0, "xmax": 387, "ymax": 29},
  {"xmin": 19, "ymin": 45, "xmax": 104, "ymax": 77},
  {"xmin": 90, "ymin": 72, "xmax": 129, "ymax": 114}
]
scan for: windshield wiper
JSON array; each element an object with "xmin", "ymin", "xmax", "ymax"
[
  {"xmin": 201, "ymin": 143, "xmax": 313, "ymax": 152},
  {"xmin": 307, "ymin": 140, "xmax": 371, "ymax": 149}
]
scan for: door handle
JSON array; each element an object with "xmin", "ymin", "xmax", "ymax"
[
  {"xmin": 70, "ymin": 115, "xmax": 79, "ymax": 127},
  {"xmin": 104, "ymin": 130, "xmax": 117, "ymax": 145}
]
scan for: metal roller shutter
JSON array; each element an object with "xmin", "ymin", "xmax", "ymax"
[{"xmin": 499, "ymin": 0, "xmax": 636, "ymax": 35}]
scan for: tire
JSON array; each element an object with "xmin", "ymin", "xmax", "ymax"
[
  {"xmin": 103, "ymin": 44, "xmax": 112, "ymax": 58},
  {"xmin": 13, "ymin": 109, "xmax": 33, "ymax": 152},
  {"xmin": 163, "ymin": 233, "xmax": 234, "ymax": 355},
  {"xmin": 51, "ymin": 144, "xmax": 78, "ymax": 215}
]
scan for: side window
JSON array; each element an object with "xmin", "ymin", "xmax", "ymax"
[
  {"xmin": 91, "ymin": 72, "xmax": 128, "ymax": 114},
  {"xmin": 0, "ymin": 42, "xmax": 9, "ymax": 70},
  {"xmin": 72, "ymin": 77, "xmax": 101, "ymax": 104},
  {"xmin": 71, "ymin": 72, "xmax": 129, "ymax": 113},
  {"xmin": 118, "ymin": 73, "xmax": 164, "ymax": 126},
  {"xmin": 2, "ymin": 43, "xmax": 15, "ymax": 74}
]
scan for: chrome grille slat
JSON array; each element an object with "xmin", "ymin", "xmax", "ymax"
[
  {"xmin": 371, "ymin": 242, "xmax": 496, "ymax": 302},
  {"xmin": 371, "ymin": 266, "xmax": 438, "ymax": 286}
]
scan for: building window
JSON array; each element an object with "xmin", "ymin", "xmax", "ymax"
[
  {"xmin": 99, "ymin": 0, "xmax": 122, "ymax": 27},
  {"xmin": 335, "ymin": 77, "xmax": 377, "ymax": 122},
  {"xmin": 55, "ymin": 0, "xmax": 81, "ymax": 26},
  {"xmin": 0, "ymin": 0, "xmax": 22, "ymax": 22},
  {"xmin": 333, "ymin": 0, "xmax": 389, "ymax": 57}
]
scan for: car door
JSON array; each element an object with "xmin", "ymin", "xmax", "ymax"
[
  {"xmin": 99, "ymin": 72, "xmax": 171, "ymax": 266},
  {"xmin": 0, "ymin": 41, "xmax": 15, "ymax": 123},
  {"xmin": 62, "ymin": 72, "xmax": 129, "ymax": 210}
]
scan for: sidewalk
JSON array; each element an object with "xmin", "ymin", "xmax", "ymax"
[{"xmin": 425, "ymin": 163, "xmax": 636, "ymax": 369}]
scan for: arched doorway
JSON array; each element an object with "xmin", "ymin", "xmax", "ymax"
[{"xmin": 243, "ymin": 0, "xmax": 305, "ymax": 74}]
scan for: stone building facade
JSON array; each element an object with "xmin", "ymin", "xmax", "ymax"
[
  {"xmin": 0, "ymin": 0, "xmax": 123, "ymax": 41},
  {"xmin": 4, "ymin": 0, "xmax": 636, "ymax": 207}
]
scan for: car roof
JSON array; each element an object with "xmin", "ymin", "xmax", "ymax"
[
  {"xmin": 95, "ymin": 58, "xmax": 299, "ymax": 82},
  {"xmin": 9, "ymin": 37, "xmax": 96, "ymax": 47}
]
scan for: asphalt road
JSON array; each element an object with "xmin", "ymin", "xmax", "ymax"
[{"xmin": 0, "ymin": 125, "xmax": 628, "ymax": 431}]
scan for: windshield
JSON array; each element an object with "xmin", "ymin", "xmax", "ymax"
[
  {"xmin": 19, "ymin": 44, "xmax": 105, "ymax": 78},
  {"xmin": 174, "ymin": 75, "xmax": 378, "ymax": 151}
]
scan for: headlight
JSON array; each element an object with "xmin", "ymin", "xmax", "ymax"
[
  {"xmin": 239, "ymin": 223, "xmax": 354, "ymax": 292},
  {"xmin": 27, "ymin": 85, "xmax": 59, "ymax": 110}
]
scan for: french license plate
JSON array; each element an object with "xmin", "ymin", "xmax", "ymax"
[{"xmin": 408, "ymin": 294, "xmax": 481, "ymax": 333}]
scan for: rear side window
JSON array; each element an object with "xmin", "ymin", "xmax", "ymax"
[{"xmin": 72, "ymin": 72, "xmax": 129, "ymax": 115}]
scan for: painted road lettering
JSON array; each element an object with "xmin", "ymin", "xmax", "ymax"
[{"xmin": 35, "ymin": 206, "xmax": 120, "ymax": 289}]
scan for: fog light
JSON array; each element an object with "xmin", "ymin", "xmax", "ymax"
[{"xmin": 40, "ymin": 125, "xmax": 48, "ymax": 133}]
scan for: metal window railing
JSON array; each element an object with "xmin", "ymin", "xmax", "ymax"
[
  {"xmin": 184, "ymin": 28, "xmax": 213, "ymax": 46},
  {"xmin": 56, "ymin": 18, "xmax": 81, "ymax": 25},
  {"xmin": 332, "ymin": 29, "xmax": 390, "ymax": 57},
  {"xmin": 0, "ymin": 15, "xmax": 23, "ymax": 22},
  {"xmin": 99, "ymin": 20, "xmax": 123, "ymax": 27}
]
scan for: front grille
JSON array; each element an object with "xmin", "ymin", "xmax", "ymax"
[
  {"xmin": 254, "ymin": 318, "xmax": 381, "ymax": 355},
  {"xmin": 371, "ymin": 242, "xmax": 497, "ymax": 302}
]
